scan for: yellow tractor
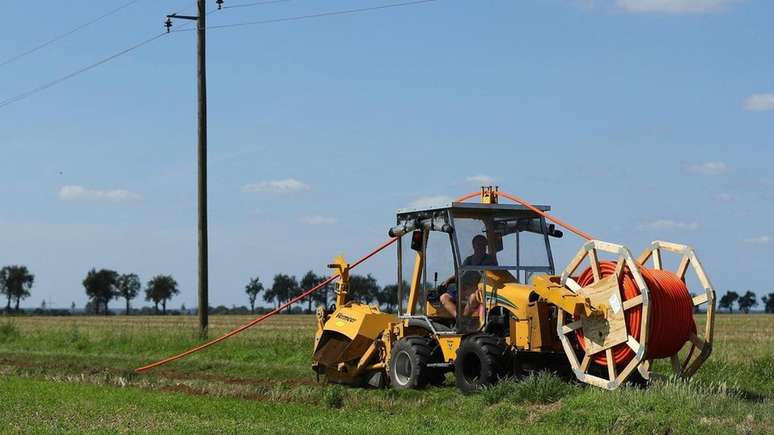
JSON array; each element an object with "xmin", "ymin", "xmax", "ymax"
[{"xmin": 312, "ymin": 188, "xmax": 715, "ymax": 392}]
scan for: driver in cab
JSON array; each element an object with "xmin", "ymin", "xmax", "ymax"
[{"xmin": 439, "ymin": 234, "xmax": 497, "ymax": 318}]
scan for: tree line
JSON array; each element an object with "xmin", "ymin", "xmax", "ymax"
[
  {"xmin": 718, "ymin": 290, "xmax": 772, "ymax": 314},
  {"xmin": 4, "ymin": 263, "xmax": 774, "ymax": 315},
  {"xmin": 245, "ymin": 271, "xmax": 406, "ymax": 314}
]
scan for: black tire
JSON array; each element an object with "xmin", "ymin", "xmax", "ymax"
[
  {"xmin": 454, "ymin": 333, "xmax": 507, "ymax": 393},
  {"xmin": 389, "ymin": 336, "xmax": 438, "ymax": 389}
]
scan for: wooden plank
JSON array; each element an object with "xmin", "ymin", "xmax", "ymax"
[
  {"xmin": 626, "ymin": 335, "xmax": 641, "ymax": 355},
  {"xmin": 689, "ymin": 252, "xmax": 713, "ymax": 292},
  {"xmin": 623, "ymin": 295, "xmax": 643, "ymax": 311},
  {"xmin": 606, "ymin": 348, "xmax": 617, "ymax": 380},
  {"xmin": 580, "ymin": 354, "xmax": 591, "ymax": 373},
  {"xmin": 614, "ymin": 257, "xmax": 625, "ymax": 278},
  {"xmin": 556, "ymin": 311, "xmax": 580, "ymax": 369},
  {"xmin": 561, "ymin": 320, "xmax": 582, "ymax": 335},
  {"xmin": 655, "ymin": 240, "xmax": 689, "ymax": 254},
  {"xmin": 615, "ymin": 358, "xmax": 642, "ymax": 387},
  {"xmin": 561, "ymin": 248, "xmax": 588, "ymax": 284},
  {"xmin": 671, "ymin": 354, "xmax": 683, "ymax": 375},
  {"xmin": 583, "ymin": 374, "xmax": 613, "ymax": 390},
  {"xmin": 592, "ymin": 240, "xmax": 624, "ymax": 254},
  {"xmin": 676, "ymin": 255, "xmax": 691, "ymax": 281},
  {"xmin": 589, "ymin": 249, "xmax": 601, "ymax": 282},
  {"xmin": 636, "ymin": 247, "xmax": 652, "ymax": 265},
  {"xmin": 691, "ymin": 293, "xmax": 708, "ymax": 307},
  {"xmin": 688, "ymin": 332, "xmax": 705, "ymax": 351},
  {"xmin": 637, "ymin": 359, "xmax": 651, "ymax": 380},
  {"xmin": 579, "ymin": 275, "xmax": 628, "ymax": 354},
  {"xmin": 565, "ymin": 277, "xmax": 581, "ymax": 293},
  {"xmin": 652, "ymin": 249, "xmax": 663, "ymax": 270}
]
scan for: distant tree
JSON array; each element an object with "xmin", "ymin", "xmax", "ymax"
[
  {"xmin": 718, "ymin": 291, "xmax": 739, "ymax": 313},
  {"xmin": 245, "ymin": 277, "xmax": 264, "ymax": 314},
  {"xmin": 270, "ymin": 274, "xmax": 299, "ymax": 313},
  {"xmin": 762, "ymin": 293, "xmax": 774, "ymax": 314},
  {"xmin": 300, "ymin": 271, "xmax": 324, "ymax": 313},
  {"xmin": 145, "ymin": 275, "xmax": 179, "ymax": 315},
  {"xmin": 180, "ymin": 303, "xmax": 187, "ymax": 314},
  {"xmin": 40, "ymin": 300, "xmax": 47, "ymax": 311},
  {"xmin": 737, "ymin": 291, "xmax": 758, "ymax": 314},
  {"xmin": 377, "ymin": 281, "xmax": 409, "ymax": 313},
  {"xmin": 0, "ymin": 265, "xmax": 35, "ymax": 312},
  {"xmin": 116, "ymin": 273, "xmax": 141, "ymax": 315},
  {"xmin": 83, "ymin": 269, "xmax": 118, "ymax": 315},
  {"xmin": 311, "ymin": 276, "xmax": 333, "ymax": 311},
  {"xmin": 70, "ymin": 301, "xmax": 76, "ymax": 313},
  {"xmin": 349, "ymin": 274, "xmax": 380, "ymax": 304}
]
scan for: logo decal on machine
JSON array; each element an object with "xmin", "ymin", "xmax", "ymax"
[{"xmin": 335, "ymin": 313, "xmax": 357, "ymax": 323}]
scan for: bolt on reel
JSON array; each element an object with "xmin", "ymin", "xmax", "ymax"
[{"xmin": 555, "ymin": 240, "xmax": 716, "ymax": 390}]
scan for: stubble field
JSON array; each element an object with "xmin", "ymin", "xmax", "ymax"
[{"xmin": 0, "ymin": 313, "xmax": 772, "ymax": 434}]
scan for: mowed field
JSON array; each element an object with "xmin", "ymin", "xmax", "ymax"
[{"xmin": 0, "ymin": 314, "xmax": 772, "ymax": 434}]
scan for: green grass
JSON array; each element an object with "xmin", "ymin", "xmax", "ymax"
[{"xmin": 0, "ymin": 314, "xmax": 771, "ymax": 433}]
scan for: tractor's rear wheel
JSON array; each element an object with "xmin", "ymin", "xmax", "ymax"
[
  {"xmin": 454, "ymin": 333, "xmax": 507, "ymax": 393},
  {"xmin": 389, "ymin": 336, "xmax": 439, "ymax": 389}
]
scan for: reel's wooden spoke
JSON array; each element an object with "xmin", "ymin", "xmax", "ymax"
[
  {"xmin": 688, "ymin": 332, "xmax": 706, "ymax": 351},
  {"xmin": 614, "ymin": 257, "xmax": 625, "ymax": 280},
  {"xmin": 565, "ymin": 277, "xmax": 582, "ymax": 293},
  {"xmin": 589, "ymin": 249, "xmax": 601, "ymax": 283},
  {"xmin": 671, "ymin": 354, "xmax": 682, "ymax": 374},
  {"xmin": 676, "ymin": 255, "xmax": 691, "ymax": 281},
  {"xmin": 561, "ymin": 320, "xmax": 582, "ymax": 335},
  {"xmin": 691, "ymin": 293, "xmax": 708, "ymax": 306},
  {"xmin": 622, "ymin": 295, "xmax": 643, "ymax": 310},
  {"xmin": 626, "ymin": 335, "xmax": 641, "ymax": 354},
  {"xmin": 580, "ymin": 354, "xmax": 591, "ymax": 372},
  {"xmin": 606, "ymin": 348, "xmax": 617, "ymax": 380}
]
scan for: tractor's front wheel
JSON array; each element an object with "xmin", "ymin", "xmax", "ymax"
[
  {"xmin": 454, "ymin": 333, "xmax": 507, "ymax": 393},
  {"xmin": 388, "ymin": 337, "xmax": 437, "ymax": 389}
]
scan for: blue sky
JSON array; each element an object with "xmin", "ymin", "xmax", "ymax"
[{"xmin": 1, "ymin": 0, "xmax": 772, "ymax": 310}]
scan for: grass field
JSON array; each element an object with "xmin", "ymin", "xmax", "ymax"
[{"xmin": 0, "ymin": 313, "xmax": 772, "ymax": 434}]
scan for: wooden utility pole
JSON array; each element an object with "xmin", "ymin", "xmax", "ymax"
[
  {"xmin": 166, "ymin": 1, "xmax": 209, "ymax": 338},
  {"xmin": 196, "ymin": 0, "xmax": 209, "ymax": 339}
]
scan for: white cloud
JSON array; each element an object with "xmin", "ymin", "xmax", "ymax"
[
  {"xmin": 408, "ymin": 195, "xmax": 453, "ymax": 209},
  {"xmin": 637, "ymin": 219, "xmax": 699, "ymax": 232},
  {"xmin": 742, "ymin": 94, "xmax": 774, "ymax": 112},
  {"xmin": 466, "ymin": 175, "xmax": 495, "ymax": 185},
  {"xmin": 241, "ymin": 178, "xmax": 310, "ymax": 193},
  {"xmin": 744, "ymin": 235, "xmax": 771, "ymax": 245},
  {"xmin": 615, "ymin": 0, "xmax": 732, "ymax": 14},
  {"xmin": 58, "ymin": 185, "xmax": 142, "ymax": 202},
  {"xmin": 716, "ymin": 193, "xmax": 735, "ymax": 202},
  {"xmin": 685, "ymin": 161, "xmax": 729, "ymax": 175},
  {"xmin": 299, "ymin": 215, "xmax": 337, "ymax": 225}
]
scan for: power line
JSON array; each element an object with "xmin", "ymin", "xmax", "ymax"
[
  {"xmin": 0, "ymin": 0, "xmax": 142, "ymax": 69},
  {"xmin": 223, "ymin": 0, "xmax": 294, "ymax": 9},
  {"xmin": 0, "ymin": 33, "xmax": 166, "ymax": 110},
  {"xmin": 0, "ymin": 5, "xmax": 225, "ymax": 111},
  {"xmin": 0, "ymin": 0, "xmax": 442, "ymax": 110},
  {"xmin": 192, "ymin": 0, "xmax": 440, "ymax": 31}
]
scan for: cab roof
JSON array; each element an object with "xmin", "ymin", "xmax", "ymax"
[{"xmin": 396, "ymin": 201, "xmax": 550, "ymax": 218}]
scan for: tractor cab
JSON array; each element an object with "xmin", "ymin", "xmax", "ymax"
[{"xmin": 388, "ymin": 193, "xmax": 563, "ymax": 334}]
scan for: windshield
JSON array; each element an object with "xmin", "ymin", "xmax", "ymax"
[{"xmin": 452, "ymin": 214, "xmax": 554, "ymax": 283}]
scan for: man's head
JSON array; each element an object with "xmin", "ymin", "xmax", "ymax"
[{"xmin": 472, "ymin": 235, "xmax": 488, "ymax": 255}]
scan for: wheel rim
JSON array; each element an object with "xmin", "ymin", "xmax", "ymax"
[
  {"xmin": 394, "ymin": 350, "xmax": 414, "ymax": 386},
  {"xmin": 461, "ymin": 352, "xmax": 482, "ymax": 384}
]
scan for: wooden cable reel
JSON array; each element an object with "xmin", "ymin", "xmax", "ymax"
[{"xmin": 555, "ymin": 240, "xmax": 716, "ymax": 390}]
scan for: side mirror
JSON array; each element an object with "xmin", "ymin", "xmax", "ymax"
[{"xmin": 548, "ymin": 224, "xmax": 563, "ymax": 238}]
